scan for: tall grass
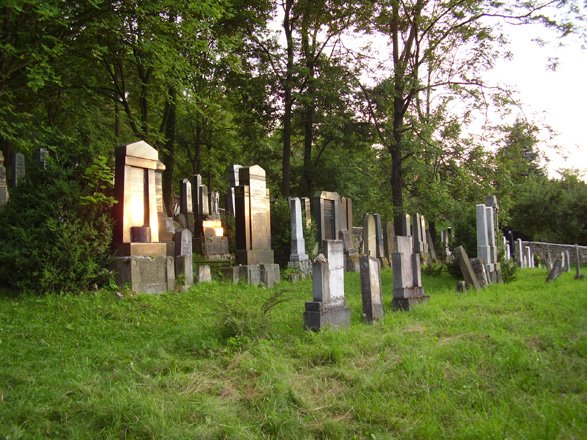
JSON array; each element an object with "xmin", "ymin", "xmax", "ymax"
[{"xmin": 0, "ymin": 268, "xmax": 585, "ymax": 439}]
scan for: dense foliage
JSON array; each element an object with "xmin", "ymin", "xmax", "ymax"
[{"xmin": 0, "ymin": 154, "xmax": 115, "ymax": 294}]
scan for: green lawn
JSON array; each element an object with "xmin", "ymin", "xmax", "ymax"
[{"xmin": 0, "ymin": 268, "xmax": 585, "ymax": 439}]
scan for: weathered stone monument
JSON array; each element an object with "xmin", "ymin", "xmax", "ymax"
[
  {"xmin": 476, "ymin": 201, "xmax": 501, "ymax": 282},
  {"xmin": 111, "ymin": 141, "xmax": 175, "ymax": 293},
  {"xmin": 300, "ymin": 197, "xmax": 312, "ymax": 229},
  {"xmin": 391, "ymin": 235, "xmax": 428, "ymax": 310},
  {"xmin": 516, "ymin": 238, "xmax": 525, "ymax": 268},
  {"xmin": 226, "ymin": 165, "xmax": 242, "ymax": 216},
  {"xmin": 471, "ymin": 258, "xmax": 489, "ymax": 288},
  {"xmin": 362, "ymin": 214, "xmax": 377, "ymax": 257},
  {"xmin": 313, "ymin": 191, "xmax": 342, "ymax": 243},
  {"xmin": 11, "ymin": 152, "xmax": 25, "ymax": 188},
  {"xmin": 0, "ymin": 151, "xmax": 8, "ymax": 212},
  {"xmin": 412, "ymin": 213, "xmax": 429, "ymax": 263},
  {"xmin": 384, "ymin": 221, "xmax": 396, "ymax": 262},
  {"xmin": 401, "ymin": 214, "xmax": 412, "ymax": 236},
  {"xmin": 303, "ymin": 240, "xmax": 351, "ymax": 330},
  {"xmin": 34, "ymin": 148, "xmax": 49, "ymax": 168},
  {"xmin": 288, "ymin": 197, "xmax": 311, "ymax": 277},
  {"xmin": 575, "ymin": 244, "xmax": 584, "ymax": 280},
  {"xmin": 339, "ymin": 196, "xmax": 359, "ymax": 271},
  {"xmin": 373, "ymin": 214, "xmax": 389, "ymax": 267},
  {"xmin": 360, "ymin": 255, "xmax": 384, "ymax": 323},
  {"xmin": 174, "ymin": 228, "xmax": 193, "ymax": 290},
  {"xmin": 232, "ymin": 165, "xmax": 279, "ymax": 286},
  {"xmin": 177, "ymin": 178, "xmax": 195, "ymax": 231},
  {"xmin": 441, "ymin": 228, "xmax": 452, "ymax": 262},
  {"xmin": 453, "ymin": 246, "xmax": 481, "ymax": 290},
  {"xmin": 546, "ymin": 259, "xmax": 563, "ymax": 282}
]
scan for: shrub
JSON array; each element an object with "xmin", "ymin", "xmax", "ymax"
[
  {"xmin": 0, "ymin": 153, "xmax": 115, "ymax": 294},
  {"xmin": 270, "ymin": 197, "xmax": 291, "ymax": 267}
]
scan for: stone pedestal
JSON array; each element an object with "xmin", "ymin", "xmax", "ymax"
[
  {"xmin": 303, "ymin": 301, "xmax": 351, "ymax": 331},
  {"xmin": 112, "ymin": 255, "xmax": 175, "ymax": 293},
  {"xmin": 391, "ymin": 236, "xmax": 428, "ymax": 310}
]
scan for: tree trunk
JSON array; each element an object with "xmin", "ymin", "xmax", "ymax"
[
  {"xmin": 301, "ymin": 11, "xmax": 315, "ymax": 196},
  {"xmin": 160, "ymin": 88, "xmax": 176, "ymax": 216},
  {"xmin": 281, "ymin": 0, "xmax": 294, "ymax": 197}
]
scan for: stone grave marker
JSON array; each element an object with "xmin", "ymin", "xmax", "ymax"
[
  {"xmin": 0, "ymin": 151, "xmax": 8, "ymax": 211},
  {"xmin": 288, "ymin": 197, "xmax": 311, "ymax": 277},
  {"xmin": 391, "ymin": 235, "xmax": 428, "ymax": 310},
  {"xmin": 174, "ymin": 228, "xmax": 193, "ymax": 290},
  {"xmin": 225, "ymin": 164, "xmax": 242, "ymax": 216},
  {"xmin": 362, "ymin": 214, "xmax": 377, "ymax": 257},
  {"xmin": 360, "ymin": 255, "xmax": 383, "ymax": 323},
  {"xmin": 373, "ymin": 214, "xmax": 387, "ymax": 265},
  {"xmin": 546, "ymin": 259, "xmax": 563, "ymax": 282},
  {"xmin": 34, "ymin": 148, "xmax": 49, "ymax": 168},
  {"xmin": 453, "ymin": 246, "xmax": 481, "ymax": 290},
  {"xmin": 575, "ymin": 244, "xmax": 584, "ymax": 280},
  {"xmin": 471, "ymin": 258, "xmax": 489, "ymax": 288},
  {"xmin": 111, "ymin": 140, "xmax": 174, "ymax": 293},
  {"xmin": 196, "ymin": 265, "xmax": 212, "ymax": 282},
  {"xmin": 384, "ymin": 221, "xmax": 395, "ymax": 261},
  {"xmin": 565, "ymin": 250, "xmax": 571, "ymax": 272},
  {"xmin": 300, "ymin": 197, "xmax": 312, "ymax": 229},
  {"xmin": 303, "ymin": 240, "xmax": 350, "ymax": 330},
  {"xmin": 11, "ymin": 152, "xmax": 25, "ymax": 187},
  {"xmin": 516, "ymin": 238, "xmax": 524, "ymax": 268},
  {"xmin": 401, "ymin": 214, "xmax": 412, "ymax": 236}
]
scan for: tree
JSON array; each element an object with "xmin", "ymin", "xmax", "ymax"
[{"xmin": 359, "ymin": 0, "xmax": 585, "ymax": 234}]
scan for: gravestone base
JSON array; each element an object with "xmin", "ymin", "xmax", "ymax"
[
  {"xmin": 112, "ymin": 255, "xmax": 175, "ymax": 293},
  {"xmin": 303, "ymin": 301, "xmax": 351, "ymax": 331},
  {"xmin": 239, "ymin": 265, "xmax": 261, "ymax": 285},
  {"xmin": 392, "ymin": 295, "xmax": 429, "ymax": 311},
  {"xmin": 344, "ymin": 254, "xmax": 360, "ymax": 272},
  {"xmin": 222, "ymin": 266, "xmax": 240, "ymax": 283},
  {"xmin": 260, "ymin": 263, "xmax": 280, "ymax": 287},
  {"xmin": 393, "ymin": 286, "xmax": 425, "ymax": 299},
  {"xmin": 113, "ymin": 242, "xmax": 167, "ymax": 257},
  {"xmin": 236, "ymin": 249, "xmax": 275, "ymax": 266},
  {"xmin": 194, "ymin": 236, "xmax": 231, "ymax": 260},
  {"xmin": 379, "ymin": 256, "xmax": 390, "ymax": 268},
  {"xmin": 363, "ymin": 304, "xmax": 384, "ymax": 323},
  {"xmin": 175, "ymin": 255, "xmax": 193, "ymax": 291},
  {"xmin": 288, "ymin": 259, "xmax": 312, "ymax": 278}
]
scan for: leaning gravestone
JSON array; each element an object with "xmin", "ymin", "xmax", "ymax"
[
  {"xmin": 0, "ymin": 151, "xmax": 8, "ymax": 212},
  {"xmin": 546, "ymin": 259, "xmax": 563, "ymax": 282},
  {"xmin": 453, "ymin": 246, "xmax": 481, "ymax": 290},
  {"xmin": 391, "ymin": 235, "xmax": 428, "ymax": 310},
  {"xmin": 360, "ymin": 255, "xmax": 384, "ymax": 323},
  {"xmin": 303, "ymin": 240, "xmax": 351, "ymax": 331},
  {"xmin": 471, "ymin": 258, "xmax": 489, "ymax": 288}
]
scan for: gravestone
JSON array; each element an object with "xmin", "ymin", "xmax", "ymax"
[
  {"xmin": 225, "ymin": 165, "xmax": 242, "ymax": 216},
  {"xmin": 111, "ymin": 141, "xmax": 174, "ymax": 293},
  {"xmin": 0, "ymin": 151, "xmax": 8, "ymax": 212},
  {"xmin": 288, "ymin": 197, "xmax": 311, "ymax": 277},
  {"xmin": 384, "ymin": 221, "xmax": 395, "ymax": 261},
  {"xmin": 11, "ymin": 152, "xmax": 25, "ymax": 187},
  {"xmin": 235, "ymin": 165, "xmax": 274, "ymax": 265},
  {"xmin": 477, "ymin": 202, "xmax": 500, "ymax": 282},
  {"xmin": 196, "ymin": 265, "xmax": 212, "ymax": 283},
  {"xmin": 441, "ymin": 229, "xmax": 452, "ymax": 261},
  {"xmin": 360, "ymin": 255, "xmax": 383, "ymax": 323},
  {"xmin": 34, "ymin": 148, "xmax": 49, "ymax": 168},
  {"xmin": 516, "ymin": 239, "xmax": 525, "ymax": 268},
  {"xmin": 209, "ymin": 191, "xmax": 220, "ymax": 219},
  {"xmin": 300, "ymin": 197, "xmax": 312, "ymax": 229},
  {"xmin": 456, "ymin": 281, "xmax": 467, "ymax": 293},
  {"xmin": 175, "ymin": 229, "xmax": 193, "ymax": 290},
  {"xmin": 426, "ymin": 229, "xmax": 438, "ymax": 263},
  {"xmin": 565, "ymin": 250, "xmax": 571, "ymax": 272},
  {"xmin": 471, "ymin": 258, "xmax": 489, "ymax": 288},
  {"xmin": 303, "ymin": 240, "xmax": 351, "ymax": 330},
  {"xmin": 391, "ymin": 235, "xmax": 428, "ymax": 310},
  {"xmin": 177, "ymin": 178, "xmax": 195, "ymax": 232},
  {"xmin": 575, "ymin": 244, "xmax": 585, "ymax": 280},
  {"xmin": 313, "ymin": 191, "xmax": 342, "ymax": 244},
  {"xmin": 412, "ymin": 213, "xmax": 426, "ymax": 255},
  {"xmin": 362, "ymin": 214, "xmax": 377, "ymax": 257},
  {"xmin": 401, "ymin": 214, "xmax": 412, "ymax": 236},
  {"xmin": 338, "ymin": 196, "xmax": 357, "ymax": 265},
  {"xmin": 373, "ymin": 214, "xmax": 388, "ymax": 266},
  {"xmin": 526, "ymin": 246, "xmax": 534, "ymax": 268},
  {"xmin": 546, "ymin": 259, "xmax": 563, "ymax": 282},
  {"xmin": 453, "ymin": 246, "xmax": 481, "ymax": 290}
]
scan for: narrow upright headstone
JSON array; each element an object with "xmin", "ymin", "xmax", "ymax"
[
  {"xmin": 175, "ymin": 229, "xmax": 193, "ymax": 289},
  {"xmin": 391, "ymin": 235, "xmax": 428, "ymax": 310},
  {"xmin": 476, "ymin": 204, "xmax": 491, "ymax": 264},
  {"xmin": 565, "ymin": 250, "xmax": 571, "ymax": 273},
  {"xmin": 289, "ymin": 197, "xmax": 309, "ymax": 262},
  {"xmin": 373, "ymin": 214, "xmax": 386, "ymax": 262},
  {"xmin": 180, "ymin": 179, "xmax": 192, "ymax": 214},
  {"xmin": 11, "ymin": 152, "xmax": 25, "ymax": 187},
  {"xmin": 384, "ymin": 221, "xmax": 395, "ymax": 260},
  {"xmin": 34, "ymin": 148, "xmax": 49, "ymax": 168},
  {"xmin": 575, "ymin": 244, "xmax": 584, "ymax": 280},
  {"xmin": 401, "ymin": 214, "xmax": 412, "ymax": 236},
  {"xmin": 0, "ymin": 151, "xmax": 8, "ymax": 211},
  {"xmin": 313, "ymin": 191, "xmax": 342, "ymax": 244},
  {"xmin": 300, "ymin": 197, "xmax": 312, "ymax": 229},
  {"xmin": 362, "ymin": 214, "xmax": 377, "ymax": 257},
  {"xmin": 526, "ymin": 246, "xmax": 533, "ymax": 268},
  {"xmin": 426, "ymin": 229, "xmax": 438, "ymax": 263},
  {"xmin": 200, "ymin": 184, "xmax": 210, "ymax": 216},
  {"xmin": 303, "ymin": 240, "xmax": 351, "ymax": 330},
  {"xmin": 516, "ymin": 239, "xmax": 525, "ymax": 268},
  {"xmin": 453, "ymin": 246, "xmax": 481, "ymax": 290},
  {"xmin": 360, "ymin": 255, "xmax": 383, "ymax": 323}
]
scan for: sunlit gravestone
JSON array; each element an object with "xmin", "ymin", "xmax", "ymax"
[{"xmin": 111, "ymin": 141, "xmax": 175, "ymax": 293}]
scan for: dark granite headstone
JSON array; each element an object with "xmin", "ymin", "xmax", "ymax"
[{"xmin": 313, "ymin": 191, "xmax": 342, "ymax": 244}]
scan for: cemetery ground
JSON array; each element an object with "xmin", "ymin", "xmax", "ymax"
[{"xmin": 0, "ymin": 269, "xmax": 585, "ymax": 439}]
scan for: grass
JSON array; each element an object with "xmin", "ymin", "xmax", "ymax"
[{"xmin": 0, "ymin": 267, "xmax": 585, "ymax": 439}]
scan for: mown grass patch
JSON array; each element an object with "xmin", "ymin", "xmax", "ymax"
[{"xmin": 0, "ymin": 268, "xmax": 585, "ymax": 439}]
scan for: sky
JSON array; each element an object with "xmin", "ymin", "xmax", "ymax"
[{"xmin": 485, "ymin": 24, "xmax": 587, "ymax": 180}]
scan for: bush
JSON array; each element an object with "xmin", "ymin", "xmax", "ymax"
[
  {"xmin": 270, "ymin": 198, "xmax": 291, "ymax": 267},
  {"xmin": 0, "ymin": 153, "xmax": 115, "ymax": 294}
]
